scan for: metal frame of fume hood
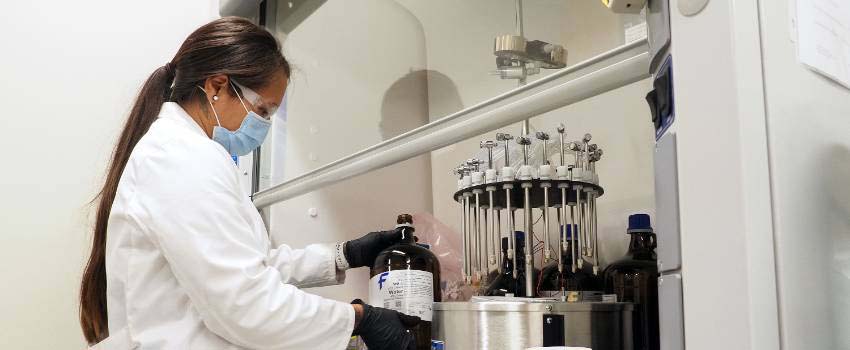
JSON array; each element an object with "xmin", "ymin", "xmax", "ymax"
[{"xmin": 252, "ymin": 39, "xmax": 651, "ymax": 209}]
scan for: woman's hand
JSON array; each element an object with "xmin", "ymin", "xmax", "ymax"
[
  {"xmin": 350, "ymin": 299, "xmax": 420, "ymax": 350},
  {"xmin": 344, "ymin": 228, "xmax": 404, "ymax": 268}
]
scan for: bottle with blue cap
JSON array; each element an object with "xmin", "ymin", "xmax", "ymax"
[{"xmin": 603, "ymin": 213, "xmax": 659, "ymax": 350}]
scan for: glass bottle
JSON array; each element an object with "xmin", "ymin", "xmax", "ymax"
[
  {"xmin": 484, "ymin": 232, "xmax": 536, "ymax": 297},
  {"xmin": 369, "ymin": 214, "xmax": 441, "ymax": 350},
  {"xmin": 538, "ymin": 225, "xmax": 600, "ymax": 296},
  {"xmin": 603, "ymin": 213, "xmax": 659, "ymax": 350},
  {"xmin": 484, "ymin": 237, "xmax": 515, "ymax": 296}
]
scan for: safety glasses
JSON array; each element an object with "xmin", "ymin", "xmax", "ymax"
[{"xmin": 231, "ymin": 80, "xmax": 280, "ymax": 119}]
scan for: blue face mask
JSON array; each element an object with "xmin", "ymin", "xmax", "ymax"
[
  {"xmin": 200, "ymin": 82, "xmax": 272, "ymax": 156},
  {"xmin": 212, "ymin": 112, "xmax": 271, "ymax": 156}
]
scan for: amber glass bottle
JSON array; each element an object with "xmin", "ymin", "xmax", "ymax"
[
  {"xmin": 484, "ymin": 237, "xmax": 516, "ymax": 296},
  {"xmin": 369, "ymin": 214, "xmax": 441, "ymax": 350},
  {"xmin": 484, "ymin": 231, "xmax": 536, "ymax": 297},
  {"xmin": 603, "ymin": 214, "xmax": 659, "ymax": 350},
  {"xmin": 538, "ymin": 225, "xmax": 600, "ymax": 295}
]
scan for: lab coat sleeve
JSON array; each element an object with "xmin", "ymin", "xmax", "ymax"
[
  {"xmin": 131, "ymin": 140, "xmax": 355, "ymax": 350},
  {"xmin": 268, "ymin": 242, "xmax": 347, "ymax": 289}
]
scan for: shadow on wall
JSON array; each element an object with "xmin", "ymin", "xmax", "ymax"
[
  {"xmin": 379, "ymin": 69, "xmax": 463, "ymax": 139},
  {"xmin": 822, "ymin": 144, "xmax": 850, "ymax": 349},
  {"xmin": 303, "ymin": 70, "xmax": 465, "ymax": 250}
]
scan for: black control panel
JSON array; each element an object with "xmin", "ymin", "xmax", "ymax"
[
  {"xmin": 646, "ymin": 55, "xmax": 674, "ymax": 140},
  {"xmin": 542, "ymin": 314, "xmax": 566, "ymax": 346}
]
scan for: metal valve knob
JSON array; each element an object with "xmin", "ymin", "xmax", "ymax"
[
  {"xmin": 466, "ymin": 158, "xmax": 483, "ymax": 172},
  {"xmin": 496, "ymin": 133, "xmax": 514, "ymax": 142},
  {"xmin": 480, "ymin": 140, "xmax": 498, "ymax": 149},
  {"xmin": 535, "ymin": 131, "xmax": 550, "ymax": 141}
]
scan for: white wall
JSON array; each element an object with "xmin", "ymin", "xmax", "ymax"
[
  {"xmin": 0, "ymin": 2, "xmax": 218, "ymax": 348},
  {"xmin": 759, "ymin": 1, "xmax": 850, "ymax": 348},
  {"xmin": 269, "ymin": 0, "xmax": 434, "ymax": 302}
]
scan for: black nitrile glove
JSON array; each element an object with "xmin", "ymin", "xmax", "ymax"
[
  {"xmin": 351, "ymin": 299, "xmax": 420, "ymax": 350},
  {"xmin": 344, "ymin": 228, "xmax": 404, "ymax": 268}
]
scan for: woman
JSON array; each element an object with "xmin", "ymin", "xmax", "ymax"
[{"xmin": 79, "ymin": 17, "xmax": 419, "ymax": 350}]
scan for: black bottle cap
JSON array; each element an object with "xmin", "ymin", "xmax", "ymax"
[{"xmin": 397, "ymin": 214, "xmax": 413, "ymax": 225}]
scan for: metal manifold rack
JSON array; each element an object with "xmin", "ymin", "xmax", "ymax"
[{"xmin": 454, "ymin": 124, "xmax": 605, "ymax": 298}]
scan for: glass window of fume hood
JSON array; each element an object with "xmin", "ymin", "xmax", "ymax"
[{"xmin": 256, "ymin": 0, "xmax": 646, "ymax": 191}]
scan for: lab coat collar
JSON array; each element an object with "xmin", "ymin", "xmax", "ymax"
[{"xmin": 159, "ymin": 102, "xmax": 208, "ymax": 138}]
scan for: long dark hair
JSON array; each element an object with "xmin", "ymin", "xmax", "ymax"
[{"xmin": 79, "ymin": 17, "xmax": 290, "ymax": 344}]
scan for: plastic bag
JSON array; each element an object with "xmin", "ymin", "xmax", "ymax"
[{"xmin": 412, "ymin": 212, "xmax": 474, "ymax": 301}]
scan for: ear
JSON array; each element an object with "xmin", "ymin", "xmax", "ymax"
[{"xmin": 202, "ymin": 74, "xmax": 231, "ymax": 102}]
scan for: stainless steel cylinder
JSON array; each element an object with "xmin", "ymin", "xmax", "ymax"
[{"xmin": 433, "ymin": 301, "xmax": 633, "ymax": 350}]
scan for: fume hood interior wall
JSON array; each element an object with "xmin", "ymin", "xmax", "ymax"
[
  {"xmin": 400, "ymin": 0, "xmax": 656, "ymax": 267},
  {"xmin": 269, "ymin": 0, "xmax": 654, "ymax": 303}
]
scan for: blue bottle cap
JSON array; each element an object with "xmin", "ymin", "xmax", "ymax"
[
  {"xmin": 560, "ymin": 224, "xmax": 576, "ymax": 240},
  {"xmin": 627, "ymin": 213, "xmax": 653, "ymax": 233},
  {"xmin": 514, "ymin": 231, "xmax": 525, "ymax": 243}
]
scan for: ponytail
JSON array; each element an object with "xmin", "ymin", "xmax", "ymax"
[
  {"xmin": 79, "ymin": 17, "xmax": 288, "ymax": 344},
  {"xmin": 79, "ymin": 64, "xmax": 173, "ymax": 344}
]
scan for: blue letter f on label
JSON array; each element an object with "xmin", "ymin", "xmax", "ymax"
[{"xmin": 378, "ymin": 272, "xmax": 389, "ymax": 290}]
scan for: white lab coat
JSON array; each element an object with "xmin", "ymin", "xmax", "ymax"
[{"xmin": 99, "ymin": 102, "xmax": 354, "ymax": 350}]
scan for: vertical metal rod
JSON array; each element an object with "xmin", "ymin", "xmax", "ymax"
[
  {"xmin": 480, "ymin": 195, "xmax": 488, "ymax": 278},
  {"xmin": 515, "ymin": 0, "xmax": 524, "ymax": 38},
  {"xmin": 462, "ymin": 195, "xmax": 470, "ymax": 282},
  {"xmin": 506, "ymin": 187, "xmax": 517, "ymax": 278},
  {"xmin": 558, "ymin": 124, "xmax": 566, "ymax": 166},
  {"xmin": 474, "ymin": 192, "xmax": 482, "ymax": 280},
  {"xmin": 557, "ymin": 190, "xmax": 565, "ymax": 297},
  {"xmin": 556, "ymin": 202, "xmax": 564, "ymax": 271},
  {"xmin": 487, "ymin": 187, "xmax": 498, "ymax": 273},
  {"xmin": 581, "ymin": 193, "xmax": 590, "ymax": 258},
  {"xmin": 488, "ymin": 190, "xmax": 497, "ymax": 273},
  {"xmin": 542, "ymin": 187, "xmax": 550, "ymax": 263},
  {"xmin": 516, "ymin": 0, "xmax": 529, "ymax": 136},
  {"xmin": 563, "ymin": 187, "xmax": 575, "ymax": 273},
  {"xmin": 523, "ymin": 184, "xmax": 533, "ymax": 297},
  {"xmin": 574, "ymin": 187, "xmax": 584, "ymax": 268},
  {"xmin": 592, "ymin": 191, "xmax": 600, "ymax": 275},
  {"xmin": 495, "ymin": 204, "xmax": 502, "ymax": 273}
]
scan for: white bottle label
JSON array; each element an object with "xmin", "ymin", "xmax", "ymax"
[{"xmin": 369, "ymin": 270, "xmax": 434, "ymax": 322}]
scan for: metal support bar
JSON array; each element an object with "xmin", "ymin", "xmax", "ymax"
[{"xmin": 252, "ymin": 41, "xmax": 649, "ymax": 209}]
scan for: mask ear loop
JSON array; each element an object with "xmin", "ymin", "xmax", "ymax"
[
  {"xmin": 229, "ymin": 80, "xmax": 251, "ymax": 114},
  {"xmin": 196, "ymin": 85, "xmax": 222, "ymax": 127}
]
